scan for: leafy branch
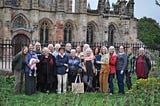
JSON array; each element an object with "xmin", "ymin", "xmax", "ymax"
[{"xmin": 156, "ymin": 0, "xmax": 160, "ymax": 6}]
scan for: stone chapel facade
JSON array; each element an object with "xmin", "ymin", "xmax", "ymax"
[{"xmin": 0, "ymin": 0, "xmax": 137, "ymax": 45}]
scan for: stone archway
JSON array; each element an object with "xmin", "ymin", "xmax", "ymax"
[{"xmin": 12, "ymin": 34, "xmax": 30, "ymax": 55}]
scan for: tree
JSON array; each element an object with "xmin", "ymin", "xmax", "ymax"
[
  {"xmin": 137, "ymin": 17, "xmax": 160, "ymax": 48},
  {"xmin": 156, "ymin": 0, "xmax": 160, "ymax": 6}
]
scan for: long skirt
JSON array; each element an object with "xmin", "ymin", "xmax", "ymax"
[{"xmin": 25, "ymin": 71, "xmax": 36, "ymax": 95}]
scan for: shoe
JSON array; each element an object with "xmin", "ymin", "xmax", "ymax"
[{"xmin": 109, "ymin": 93, "xmax": 113, "ymax": 95}]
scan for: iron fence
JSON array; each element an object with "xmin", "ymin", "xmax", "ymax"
[{"xmin": 0, "ymin": 40, "xmax": 160, "ymax": 70}]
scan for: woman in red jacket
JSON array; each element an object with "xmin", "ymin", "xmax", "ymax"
[{"xmin": 108, "ymin": 46, "xmax": 117, "ymax": 95}]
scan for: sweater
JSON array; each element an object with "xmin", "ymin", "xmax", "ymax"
[{"xmin": 116, "ymin": 53, "xmax": 127, "ymax": 71}]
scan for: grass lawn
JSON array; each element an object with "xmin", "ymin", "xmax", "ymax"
[{"xmin": 0, "ymin": 70, "xmax": 159, "ymax": 106}]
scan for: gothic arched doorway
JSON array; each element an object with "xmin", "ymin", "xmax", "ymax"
[
  {"xmin": 12, "ymin": 34, "xmax": 30, "ymax": 55},
  {"xmin": 108, "ymin": 24, "xmax": 116, "ymax": 46}
]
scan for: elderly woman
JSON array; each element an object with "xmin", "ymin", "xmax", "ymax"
[
  {"xmin": 82, "ymin": 48, "xmax": 96, "ymax": 91},
  {"xmin": 97, "ymin": 46, "xmax": 109, "ymax": 93},
  {"xmin": 39, "ymin": 47, "xmax": 56, "ymax": 93},
  {"xmin": 136, "ymin": 47, "xmax": 151, "ymax": 79},
  {"xmin": 56, "ymin": 47, "xmax": 68, "ymax": 94},
  {"xmin": 68, "ymin": 49, "xmax": 81, "ymax": 86},
  {"xmin": 12, "ymin": 46, "xmax": 28, "ymax": 94}
]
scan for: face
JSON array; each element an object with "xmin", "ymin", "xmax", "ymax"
[
  {"xmin": 101, "ymin": 48, "xmax": 106, "ymax": 54},
  {"xmin": 29, "ymin": 44, "xmax": 34, "ymax": 51},
  {"xmin": 76, "ymin": 46, "xmax": 81, "ymax": 53},
  {"xmin": 59, "ymin": 49, "xmax": 65, "ymax": 54},
  {"xmin": 42, "ymin": 48, "xmax": 49, "ymax": 56},
  {"xmin": 65, "ymin": 44, "xmax": 72, "ymax": 51},
  {"xmin": 48, "ymin": 46, "xmax": 54, "ymax": 52},
  {"xmin": 35, "ymin": 44, "xmax": 41, "ymax": 51},
  {"xmin": 127, "ymin": 48, "xmax": 132, "ymax": 54},
  {"xmin": 139, "ymin": 50, "xmax": 144, "ymax": 56},
  {"xmin": 23, "ymin": 47, "xmax": 28, "ymax": 54},
  {"xmin": 109, "ymin": 48, "xmax": 114, "ymax": 54},
  {"xmin": 71, "ymin": 51, "xmax": 76, "ymax": 57},
  {"xmin": 86, "ymin": 51, "xmax": 91, "ymax": 56},
  {"xmin": 119, "ymin": 46, "xmax": 124, "ymax": 53},
  {"xmin": 95, "ymin": 48, "xmax": 99, "ymax": 55}
]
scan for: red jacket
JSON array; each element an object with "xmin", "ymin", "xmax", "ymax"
[{"xmin": 109, "ymin": 53, "xmax": 117, "ymax": 74}]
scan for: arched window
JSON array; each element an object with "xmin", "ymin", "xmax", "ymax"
[
  {"xmin": 12, "ymin": 16, "xmax": 27, "ymax": 28},
  {"xmin": 40, "ymin": 21, "xmax": 49, "ymax": 43},
  {"xmin": 87, "ymin": 24, "xmax": 94, "ymax": 43},
  {"xmin": 64, "ymin": 22, "xmax": 73, "ymax": 42},
  {"xmin": 108, "ymin": 24, "xmax": 116, "ymax": 45}
]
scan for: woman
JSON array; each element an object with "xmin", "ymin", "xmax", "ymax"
[
  {"xmin": 98, "ymin": 46, "xmax": 109, "ymax": 93},
  {"xmin": 12, "ymin": 46, "xmax": 28, "ymax": 94},
  {"xmin": 82, "ymin": 48, "xmax": 96, "ymax": 92},
  {"xmin": 116, "ymin": 46, "xmax": 127, "ymax": 94},
  {"xmin": 136, "ymin": 47, "xmax": 151, "ymax": 79},
  {"xmin": 25, "ymin": 43, "xmax": 39, "ymax": 95},
  {"xmin": 39, "ymin": 47, "xmax": 57, "ymax": 93},
  {"xmin": 93, "ymin": 47, "xmax": 101, "ymax": 91},
  {"xmin": 108, "ymin": 46, "xmax": 117, "ymax": 95},
  {"xmin": 68, "ymin": 49, "xmax": 81, "ymax": 86},
  {"xmin": 56, "ymin": 47, "xmax": 68, "ymax": 94}
]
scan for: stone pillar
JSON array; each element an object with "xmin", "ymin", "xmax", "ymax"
[
  {"xmin": 78, "ymin": 14, "xmax": 87, "ymax": 42},
  {"xmin": 30, "ymin": 10, "xmax": 39, "ymax": 41},
  {"xmin": 55, "ymin": 13, "xmax": 64, "ymax": 42},
  {"xmin": 2, "ymin": 8, "xmax": 11, "ymax": 40}
]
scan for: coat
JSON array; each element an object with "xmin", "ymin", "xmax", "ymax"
[
  {"xmin": 56, "ymin": 54, "xmax": 68, "ymax": 75},
  {"xmin": 39, "ymin": 54, "xmax": 56, "ymax": 84},
  {"xmin": 109, "ymin": 53, "xmax": 117, "ymax": 74},
  {"xmin": 12, "ymin": 51, "xmax": 26, "ymax": 71},
  {"xmin": 136, "ymin": 55, "xmax": 151, "ymax": 78}
]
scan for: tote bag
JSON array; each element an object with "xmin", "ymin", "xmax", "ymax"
[{"xmin": 72, "ymin": 75, "xmax": 84, "ymax": 93}]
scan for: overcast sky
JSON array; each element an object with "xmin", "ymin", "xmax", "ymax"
[{"xmin": 87, "ymin": 0, "xmax": 160, "ymax": 24}]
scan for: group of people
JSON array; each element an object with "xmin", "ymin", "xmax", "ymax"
[{"xmin": 12, "ymin": 42, "xmax": 151, "ymax": 95}]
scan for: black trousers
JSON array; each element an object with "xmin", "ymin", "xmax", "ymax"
[{"xmin": 125, "ymin": 70, "xmax": 132, "ymax": 90}]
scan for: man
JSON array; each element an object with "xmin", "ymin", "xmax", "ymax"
[{"xmin": 116, "ymin": 46, "xmax": 127, "ymax": 94}]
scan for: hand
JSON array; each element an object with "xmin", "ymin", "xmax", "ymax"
[
  {"xmin": 64, "ymin": 64, "xmax": 68, "ymax": 67},
  {"xmin": 120, "ymin": 70, "xmax": 124, "ymax": 74},
  {"xmin": 66, "ymin": 69, "xmax": 69, "ymax": 72}
]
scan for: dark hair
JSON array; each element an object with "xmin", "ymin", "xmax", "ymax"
[
  {"xmin": 93, "ymin": 47, "xmax": 100, "ymax": 55},
  {"xmin": 58, "ymin": 47, "xmax": 65, "ymax": 51}
]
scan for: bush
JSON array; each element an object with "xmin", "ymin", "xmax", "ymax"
[{"xmin": 127, "ymin": 78, "xmax": 160, "ymax": 106}]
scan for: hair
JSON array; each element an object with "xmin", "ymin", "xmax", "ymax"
[
  {"xmin": 58, "ymin": 47, "xmax": 65, "ymax": 51},
  {"xmin": 48, "ymin": 44, "xmax": 54, "ymax": 48},
  {"xmin": 93, "ymin": 46, "xmax": 100, "ymax": 55},
  {"xmin": 101, "ymin": 46, "xmax": 108, "ymax": 54},
  {"xmin": 71, "ymin": 49, "xmax": 76, "ymax": 53},
  {"xmin": 42, "ymin": 47, "xmax": 50, "ymax": 53},
  {"xmin": 55, "ymin": 43, "xmax": 61, "ymax": 48}
]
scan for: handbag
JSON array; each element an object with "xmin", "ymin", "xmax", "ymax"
[{"xmin": 72, "ymin": 75, "xmax": 84, "ymax": 93}]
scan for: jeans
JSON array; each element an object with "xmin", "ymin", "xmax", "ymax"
[
  {"xmin": 116, "ymin": 70, "xmax": 124, "ymax": 94},
  {"xmin": 57, "ymin": 73, "xmax": 68, "ymax": 93},
  {"xmin": 108, "ymin": 74, "xmax": 114, "ymax": 93}
]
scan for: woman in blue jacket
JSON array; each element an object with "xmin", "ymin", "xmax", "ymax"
[
  {"xmin": 56, "ymin": 47, "xmax": 68, "ymax": 94},
  {"xmin": 25, "ymin": 43, "xmax": 39, "ymax": 95}
]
